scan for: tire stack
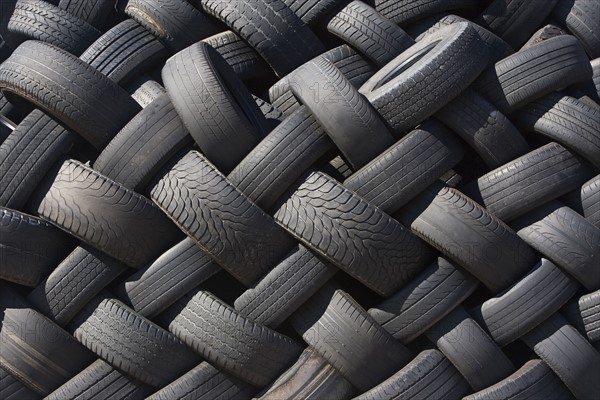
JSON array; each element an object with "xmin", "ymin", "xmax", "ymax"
[{"xmin": 0, "ymin": 0, "xmax": 599, "ymax": 399}]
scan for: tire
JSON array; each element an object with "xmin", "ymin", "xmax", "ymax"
[
  {"xmin": 473, "ymin": 258, "xmax": 579, "ymax": 346},
  {"xmin": 258, "ymin": 347, "xmax": 357, "ymax": 400},
  {"xmin": 1, "ymin": 367, "xmax": 41, "ymax": 400},
  {"xmin": 0, "ymin": 41, "xmax": 141, "ymax": 149},
  {"xmin": 406, "ymin": 14, "xmax": 514, "ymax": 63},
  {"xmin": 147, "ymin": 361, "xmax": 257, "ymax": 400},
  {"xmin": 289, "ymin": 57, "xmax": 395, "ymax": 170},
  {"xmin": 355, "ymin": 349, "xmax": 471, "ymax": 400},
  {"xmin": 150, "ymin": 150, "xmax": 296, "ymax": 287},
  {"xmin": 552, "ymin": 0, "xmax": 600, "ymax": 59},
  {"xmin": 234, "ymin": 244, "xmax": 337, "ymax": 328},
  {"xmin": 327, "ymin": 1, "xmax": 414, "ymax": 68},
  {"xmin": 464, "ymin": 359, "xmax": 573, "ymax": 400},
  {"xmin": 521, "ymin": 24, "xmax": 568, "ymax": 50},
  {"xmin": 435, "ymin": 89, "xmax": 530, "ymax": 169},
  {"xmin": 473, "ymin": 35, "xmax": 593, "ymax": 114},
  {"xmin": 0, "ymin": 110, "xmax": 75, "ymax": 209},
  {"xmin": 127, "ymin": 77, "xmax": 166, "ymax": 108},
  {"xmin": 72, "ymin": 296, "xmax": 201, "ymax": 388},
  {"xmin": 360, "ymin": 22, "xmax": 490, "ymax": 136},
  {"xmin": 344, "ymin": 120, "xmax": 463, "ymax": 214},
  {"xmin": 58, "ymin": 0, "xmax": 114, "ymax": 29},
  {"xmin": 121, "ymin": 0, "xmax": 218, "ymax": 52},
  {"xmin": 301, "ymin": 289, "xmax": 414, "ymax": 392},
  {"xmin": 80, "ymin": 19, "xmax": 168, "ymax": 86},
  {"xmin": 46, "ymin": 359, "xmax": 153, "ymax": 400},
  {"xmin": 513, "ymin": 93, "xmax": 600, "ymax": 169},
  {"xmin": 93, "ymin": 94, "xmax": 191, "ymax": 192},
  {"xmin": 199, "ymin": 0, "xmax": 325, "ymax": 77},
  {"xmin": 0, "ymin": 284, "xmax": 96, "ymax": 396},
  {"xmin": 252, "ymin": 94, "xmax": 285, "ymax": 130},
  {"xmin": 32, "ymin": 159, "xmax": 182, "ymax": 268},
  {"xmin": 369, "ymin": 257, "xmax": 479, "ymax": 343},
  {"xmin": 7, "ymin": 0, "xmax": 101, "ymax": 56},
  {"xmin": 0, "ymin": 207, "xmax": 75, "ymax": 287},
  {"xmin": 562, "ymin": 175, "xmax": 600, "ymax": 228},
  {"xmin": 274, "ymin": 171, "xmax": 432, "ymax": 297},
  {"xmin": 521, "ymin": 313, "xmax": 600, "ymax": 400},
  {"xmin": 477, "ymin": 0, "xmax": 560, "ymax": 48},
  {"xmin": 282, "ymin": 0, "xmax": 345, "ymax": 27},
  {"xmin": 371, "ymin": 0, "xmax": 478, "ymax": 26},
  {"xmin": 26, "ymin": 244, "xmax": 126, "ymax": 326},
  {"xmin": 513, "ymin": 202, "xmax": 600, "ymax": 291},
  {"xmin": 114, "ymin": 238, "xmax": 220, "ymax": 319},
  {"xmin": 426, "ymin": 306, "xmax": 515, "ymax": 391},
  {"xmin": 202, "ymin": 30, "xmax": 270, "ymax": 81},
  {"xmin": 269, "ymin": 44, "xmax": 375, "ymax": 117},
  {"xmin": 162, "ymin": 42, "xmax": 270, "ymax": 173},
  {"xmin": 167, "ymin": 290, "xmax": 303, "ymax": 387},
  {"xmin": 398, "ymin": 183, "xmax": 538, "ymax": 293},
  {"xmin": 577, "ymin": 291, "xmax": 600, "ymax": 343},
  {"xmin": 463, "ymin": 143, "xmax": 592, "ymax": 222},
  {"xmin": 227, "ymin": 106, "xmax": 331, "ymax": 209}
]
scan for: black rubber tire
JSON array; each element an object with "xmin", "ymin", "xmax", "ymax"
[
  {"xmin": 463, "ymin": 143, "xmax": 592, "ymax": 222},
  {"xmin": 32, "ymin": 159, "xmax": 181, "ymax": 268},
  {"xmin": 563, "ymin": 175, "xmax": 600, "ymax": 228},
  {"xmin": 127, "ymin": 76, "xmax": 166, "ymax": 108},
  {"xmin": 274, "ymin": 171, "xmax": 432, "ymax": 296},
  {"xmin": 513, "ymin": 202, "xmax": 600, "ymax": 291},
  {"xmin": 147, "ymin": 361, "xmax": 257, "ymax": 400},
  {"xmin": 71, "ymin": 295, "xmax": 201, "ymax": 388},
  {"xmin": 513, "ymin": 93, "xmax": 600, "ymax": 169},
  {"xmin": 7, "ymin": 0, "xmax": 101, "ymax": 56},
  {"xmin": 228, "ymin": 106, "xmax": 331, "ymax": 210},
  {"xmin": 234, "ymin": 243, "xmax": 337, "ymax": 329},
  {"xmin": 435, "ymin": 89, "xmax": 530, "ymax": 169},
  {"xmin": 406, "ymin": 14, "xmax": 514, "ymax": 63},
  {"xmin": 0, "ymin": 41, "xmax": 141, "ymax": 149},
  {"xmin": 58, "ymin": 0, "xmax": 113, "ymax": 29},
  {"xmin": 477, "ymin": 0, "xmax": 560, "ymax": 48},
  {"xmin": 464, "ymin": 359, "xmax": 574, "ymax": 400},
  {"xmin": 370, "ymin": 0, "xmax": 478, "ymax": 26},
  {"xmin": 426, "ymin": 306, "xmax": 515, "ymax": 391},
  {"xmin": 269, "ymin": 44, "xmax": 375, "ymax": 117},
  {"xmin": 473, "ymin": 258, "xmax": 579, "ymax": 346},
  {"xmin": 46, "ymin": 359, "xmax": 153, "ymax": 400},
  {"xmin": 121, "ymin": 0, "xmax": 218, "ymax": 52},
  {"xmin": 258, "ymin": 347, "xmax": 357, "ymax": 400},
  {"xmin": 162, "ymin": 42, "xmax": 270, "ymax": 173},
  {"xmin": 301, "ymin": 289, "xmax": 413, "ymax": 392},
  {"xmin": 252, "ymin": 94, "xmax": 285, "ymax": 130},
  {"xmin": 1, "ymin": 367, "xmax": 41, "ymax": 400},
  {"xmin": 282, "ymin": 0, "xmax": 345, "ymax": 27},
  {"xmin": 355, "ymin": 349, "xmax": 471, "ymax": 400},
  {"xmin": 344, "ymin": 120, "xmax": 463, "ymax": 214},
  {"xmin": 93, "ymin": 93, "xmax": 191, "ymax": 192},
  {"xmin": 0, "ymin": 110, "xmax": 75, "ymax": 209},
  {"xmin": 360, "ymin": 22, "xmax": 490, "ymax": 136},
  {"xmin": 150, "ymin": 150, "xmax": 296, "ymax": 287},
  {"xmin": 369, "ymin": 257, "xmax": 479, "ymax": 343},
  {"xmin": 80, "ymin": 19, "xmax": 168, "ymax": 86},
  {"xmin": 521, "ymin": 24, "xmax": 568, "ymax": 50},
  {"xmin": 167, "ymin": 290, "xmax": 303, "ymax": 387},
  {"xmin": 521, "ymin": 313, "xmax": 600, "ymax": 400},
  {"xmin": 114, "ymin": 238, "xmax": 220, "ymax": 319},
  {"xmin": 202, "ymin": 30, "xmax": 270, "ymax": 81},
  {"xmin": 199, "ymin": 0, "xmax": 325, "ymax": 77},
  {"xmin": 26, "ymin": 244, "xmax": 126, "ymax": 326},
  {"xmin": 473, "ymin": 35, "xmax": 593, "ymax": 114},
  {"xmin": 572, "ymin": 291, "xmax": 600, "ymax": 343},
  {"xmin": 0, "ymin": 207, "xmax": 75, "ymax": 287},
  {"xmin": 0, "ymin": 284, "xmax": 96, "ymax": 396},
  {"xmin": 398, "ymin": 183, "xmax": 538, "ymax": 293},
  {"xmin": 552, "ymin": 0, "xmax": 600, "ymax": 59},
  {"xmin": 327, "ymin": 1, "xmax": 414, "ymax": 68},
  {"xmin": 289, "ymin": 56, "xmax": 395, "ymax": 170}
]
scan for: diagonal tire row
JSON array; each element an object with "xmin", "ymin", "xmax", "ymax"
[{"xmin": 1, "ymin": 0, "xmax": 599, "ymax": 399}]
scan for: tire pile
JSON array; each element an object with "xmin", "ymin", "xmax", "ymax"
[{"xmin": 0, "ymin": 0, "xmax": 599, "ymax": 399}]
